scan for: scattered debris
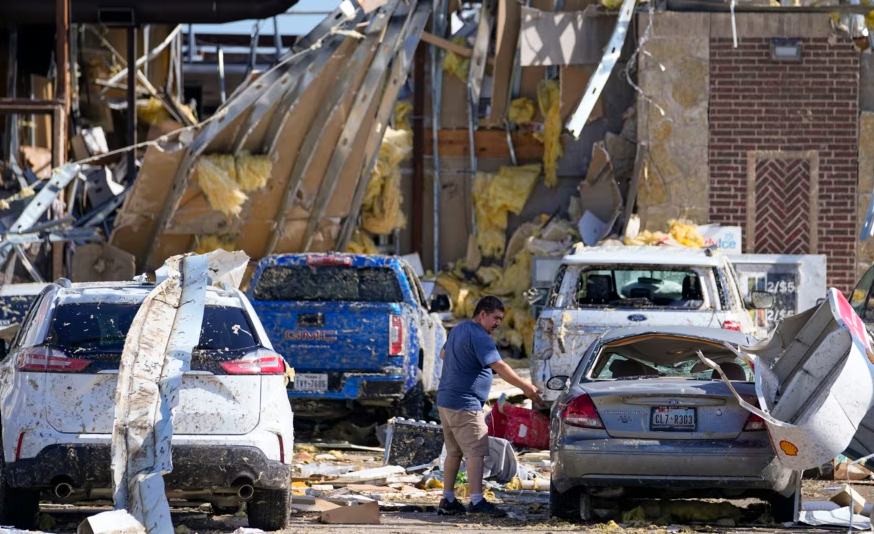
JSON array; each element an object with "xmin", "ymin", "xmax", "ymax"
[
  {"xmin": 320, "ymin": 501, "xmax": 381, "ymax": 524},
  {"xmin": 384, "ymin": 418, "xmax": 444, "ymax": 468},
  {"xmin": 832, "ymin": 484, "xmax": 866, "ymax": 514},
  {"xmin": 77, "ymin": 510, "xmax": 146, "ymax": 534}
]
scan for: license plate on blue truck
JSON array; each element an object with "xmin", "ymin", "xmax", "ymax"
[
  {"xmin": 294, "ymin": 373, "xmax": 328, "ymax": 392},
  {"xmin": 651, "ymin": 407, "xmax": 696, "ymax": 430}
]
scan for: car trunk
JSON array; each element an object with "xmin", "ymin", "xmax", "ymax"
[
  {"xmin": 583, "ymin": 379, "xmax": 758, "ymax": 439},
  {"xmin": 253, "ymin": 301, "xmax": 395, "ymax": 372},
  {"xmin": 43, "ymin": 372, "xmax": 262, "ymax": 435}
]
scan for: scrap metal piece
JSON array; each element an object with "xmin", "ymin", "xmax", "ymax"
[
  {"xmin": 383, "ymin": 418, "xmax": 444, "ymax": 468},
  {"xmin": 112, "ymin": 250, "xmax": 248, "ymax": 533},
  {"xmin": 336, "ymin": 3, "xmax": 432, "ymax": 251},
  {"xmin": 8, "ymin": 163, "xmax": 78, "ymax": 234},
  {"xmin": 702, "ymin": 289, "xmax": 874, "ymax": 472},
  {"xmin": 566, "ymin": 0, "xmax": 637, "ymax": 139},
  {"xmin": 12, "ymin": 244, "xmax": 43, "ymax": 283},
  {"xmin": 265, "ymin": 0, "xmax": 403, "ymax": 255},
  {"xmin": 302, "ymin": 2, "xmax": 429, "ymax": 252}
]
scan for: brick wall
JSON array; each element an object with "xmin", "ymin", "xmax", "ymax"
[{"xmin": 708, "ymin": 37, "xmax": 859, "ymax": 293}]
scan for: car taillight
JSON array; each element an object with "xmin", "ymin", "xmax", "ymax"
[
  {"xmin": 16, "ymin": 346, "xmax": 90, "ymax": 373},
  {"xmin": 306, "ymin": 255, "xmax": 353, "ymax": 266},
  {"xmin": 744, "ymin": 413, "xmax": 767, "ymax": 431},
  {"xmin": 722, "ymin": 320, "xmax": 741, "ymax": 332},
  {"xmin": 389, "ymin": 315, "xmax": 405, "ymax": 356},
  {"xmin": 561, "ymin": 393, "xmax": 604, "ymax": 429},
  {"xmin": 219, "ymin": 350, "xmax": 285, "ymax": 375}
]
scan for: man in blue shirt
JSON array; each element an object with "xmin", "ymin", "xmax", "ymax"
[{"xmin": 436, "ymin": 296, "xmax": 543, "ymax": 516}]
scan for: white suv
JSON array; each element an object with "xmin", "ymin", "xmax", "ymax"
[
  {"xmin": 0, "ymin": 279, "xmax": 294, "ymax": 530},
  {"xmin": 532, "ymin": 246, "xmax": 773, "ymax": 402}
]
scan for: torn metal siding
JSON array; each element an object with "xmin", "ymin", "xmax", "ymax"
[
  {"xmin": 702, "ymin": 289, "xmax": 874, "ymax": 471},
  {"xmin": 111, "ymin": 251, "xmax": 248, "ymax": 532}
]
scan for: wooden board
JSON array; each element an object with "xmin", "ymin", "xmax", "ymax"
[
  {"xmin": 424, "ymin": 129, "xmax": 547, "ymax": 160},
  {"xmin": 560, "ymin": 65, "xmax": 603, "ymax": 122}
]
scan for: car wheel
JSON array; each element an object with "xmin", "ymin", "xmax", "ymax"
[
  {"xmin": 579, "ymin": 493, "xmax": 593, "ymax": 522},
  {"xmin": 247, "ymin": 488, "xmax": 290, "ymax": 531},
  {"xmin": 769, "ymin": 491, "xmax": 798, "ymax": 523},
  {"xmin": 549, "ymin": 481, "xmax": 581, "ymax": 520},
  {"xmin": 393, "ymin": 377, "xmax": 424, "ymax": 420},
  {"xmin": 0, "ymin": 444, "xmax": 38, "ymax": 529}
]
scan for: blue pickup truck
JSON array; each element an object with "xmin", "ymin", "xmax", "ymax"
[{"xmin": 246, "ymin": 253, "xmax": 448, "ymax": 420}]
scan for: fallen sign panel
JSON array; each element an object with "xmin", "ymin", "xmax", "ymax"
[{"xmin": 701, "ymin": 288, "xmax": 874, "ymax": 471}]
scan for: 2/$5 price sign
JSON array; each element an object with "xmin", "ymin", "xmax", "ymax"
[{"xmin": 737, "ymin": 267, "xmax": 799, "ymax": 330}]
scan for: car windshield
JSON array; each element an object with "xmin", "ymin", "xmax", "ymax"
[
  {"xmin": 46, "ymin": 303, "xmax": 259, "ymax": 358},
  {"xmin": 587, "ymin": 335, "xmax": 752, "ymax": 382},
  {"xmin": 574, "ymin": 267, "xmax": 710, "ymax": 310},
  {"xmin": 253, "ymin": 265, "xmax": 403, "ymax": 302}
]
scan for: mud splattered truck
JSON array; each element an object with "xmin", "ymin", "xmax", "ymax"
[{"xmin": 246, "ymin": 253, "xmax": 447, "ymax": 419}]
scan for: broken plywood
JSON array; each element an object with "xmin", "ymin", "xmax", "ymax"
[{"xmin": 519, "ymin": 6, "xmax": 618, "ymax": 66}]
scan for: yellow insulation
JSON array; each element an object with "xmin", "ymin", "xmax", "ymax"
[
  {"xmin": 435, "ymin": 273, "xmax": 483, "ymax": 319},
  {"xmin": 346, "ymin": 230, "xmax": 380, "ymax": 255},
  {"xmin": 491, "ymin": 251, "xmax": 532, "ymax": 300},
  {"xmin": 193, "ymin": 235, "xmax": 236, "ymax": 255},
  {"xmin": 137, "ymin": 97, "xmax": 171, "ymax": 126},
  {"xmin": 361, "ymin": 127, "xmax": 411, "ymax": 235},
  {"xmin": 394, "ymin": 101, "xmax": 413, "ymax": 131},
  {"xmin": 495, "ymin": 305, "xmax": 536, "ymax": 355},
  {"xmin": 473, "ymin": 165, "xmax": 541, "ymax": 258},
  {"xmin": 601, "ymin": 0, "xmax": 627, "ymax": 9},
  {"xmin": 194, "ymin": 156, "xmax": 248, "ymax": 217},
  {"xmin": 475, "ymin": 265, "xmax": 504, "ymax": 287},
  {"xmin": 442, "ymin": 37, "xmax": 470, "ymax": 82},
  {"xmin": 234, "ymin": 152, "xmax": 273, "ymax": 192},
  {"xmin": 508, "ymin": 97, "xmax": 536, "ymax": 126},
  {"xmin": 669, "ymin": 220, "xmax": 705, "ymax": 248},
  {"xmin": 534, "ymin": 80, "xmax": 563, "ymax": 187}
]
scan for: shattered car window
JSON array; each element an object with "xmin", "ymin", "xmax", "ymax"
[
  {"xmin": 587, "ymin": 337, "xmax": 752, "ymax": 382},
  {"xmin": 574, "ymin": 267, "xmax": 709, "ymax": 309},
  {"xmin": 253, "ymin": 265, "xmax": 403, "ymax": 303},
  {"xmin": 45, "ymin": 303, "xmax": 259, "ymax": 358}
]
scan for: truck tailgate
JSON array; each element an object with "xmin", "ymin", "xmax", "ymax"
[{"xmin": 254, "ymin": 301, "xmax": 397, "ymax": 372}]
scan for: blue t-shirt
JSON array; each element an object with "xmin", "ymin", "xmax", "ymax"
[{"xmin": 436, "ymin": 320, "xmax": 502, "ymax": 411}]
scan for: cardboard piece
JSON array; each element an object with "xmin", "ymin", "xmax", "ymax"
[
  {"xmin": 314, "ymin": 498, "xmax": 342, "ymax": 513},
  {"xmin": 832, "ymin": 485, "xmax": 867, "ymax": 514},
  {"xmin": 519, "ymin": 6, "xmax": 618, "ymax": 66},
  {"xmin": 835, "ymin": 459, "xmax": 873, "ymax": 481},
  {"xmin": 486, "ymin": 0, "xmax": 523, "ymax": 126},
  {"xmin": 320, "ymin": 501, "xmax": 381, "ymax": 525},
  {"xmin": 20, "ymin": 145, "xmax": 52, "ymax": 179},
  {"xmin": 71, "ymin": 243, "xmax": 136, "ymax": 283},
  {"xmin": 560, "ymin": 65, "xmax": 603, "ymax": 123}
]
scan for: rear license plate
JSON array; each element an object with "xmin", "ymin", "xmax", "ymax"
[
  {"xmin": 294, "ymin": 373, "xmax": 328, "ymax": 392},
  {"xmin": 651, "ymin": 407, "xmax": 696, "ymax": 431}
]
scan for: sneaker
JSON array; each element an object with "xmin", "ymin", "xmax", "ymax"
[
  {"xmin": 466, "ymin": 498, "xmax": 508, "ymax": 517},
  {"xmin": 437, "ymin": 497, "xmax": 467, "ymax": 516}
]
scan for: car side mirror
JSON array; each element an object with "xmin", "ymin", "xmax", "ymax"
[
  {"xmin": 746, "ymin": 291, "xmax": 775, "ymax": 310},
  {"xmin": 429, "ymin": 294, "xmax": 451, "ymax": 314},
  {"xmin": 547, "ymin": 375, "xmax": 569, "ymax": 391},
  {"xmin": 0, "ymin": 341, "xmax": 8, "ymax": 361}
]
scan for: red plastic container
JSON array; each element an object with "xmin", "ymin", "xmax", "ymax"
[{"xmin": 486, "ymin": 401, "xmax": 550, "ymax": 451}]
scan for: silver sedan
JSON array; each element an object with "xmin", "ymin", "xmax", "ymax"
[{"xmin": 548, "ymin": 326, "xmax": 798, "ymax": 522}]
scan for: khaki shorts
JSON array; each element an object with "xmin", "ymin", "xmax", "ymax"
[{"xmin": 438, "ymin": 406, "xmax": 489, "ymax": 458}]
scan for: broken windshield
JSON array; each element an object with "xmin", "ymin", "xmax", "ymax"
[
  {"xmin": 587, "ymin": 336, "xmax": 752, "ymax": 382},
  {"xmin": 574, "ymin": 266, "xmax": 710, "ymax": 310}
]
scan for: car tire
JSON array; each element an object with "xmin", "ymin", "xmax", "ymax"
[
  {"xmin": 769, "ymin": 491, "xmax": 798, "ymax": 523},
  {"xmin": 0, "ymin": 445, "xmax": 38, "ymax": 529},
  {"xmin": 393, "ymin": 377, "xmax": 424, "ymax": 420},
  {"xmin": 247, "ymin": 488, "xmax": 290, "ymax": 531},
  {"xmin": 549, "ymin": 482, "xmax": 580, "ymax": 520}
]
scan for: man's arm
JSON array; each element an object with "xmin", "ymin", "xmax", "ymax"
[
  {"xmin": 440, "ymin": 348, "xmax": 445, "ymax": 360},
  {"xmin": 489, "ymin": 360, "xmax": 544, "ymax": 406}
]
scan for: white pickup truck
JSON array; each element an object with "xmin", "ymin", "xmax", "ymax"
[{"xmin": 532, "ymin": 246, "xmax": 774, "ymax": 402}]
